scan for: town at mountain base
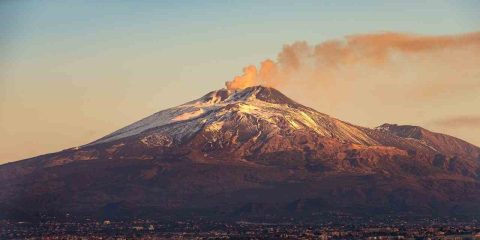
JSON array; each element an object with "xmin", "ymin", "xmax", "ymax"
[{"xmin": 1, "ymin": 86, "xmax": 479, "ymax": 220}]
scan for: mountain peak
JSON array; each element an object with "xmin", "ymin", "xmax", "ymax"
[
  {"xmin": 90, "ymin": 85, "xmax": 383, "ymax": 146},
  {"xmin": 197, "ymin": 85, "xmax": 301, "ymax": 107}
]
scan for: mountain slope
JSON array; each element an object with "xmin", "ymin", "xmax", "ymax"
[{"xmin": 1, "ymin": 86, "xmax": 479, "ymax": 220}]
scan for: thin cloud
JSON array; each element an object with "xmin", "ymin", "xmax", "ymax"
[{"xmin": 431, "ymin": 116, "xmax": 480, "ymax": 128}]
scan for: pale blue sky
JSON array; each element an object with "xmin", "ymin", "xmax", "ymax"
[
  {"xmin": 1, "ymin": 1, "xmax": 479, "ymax": 100},
  {"xmin": 0, "ymin": 1, "xmax": 479, "ymax": 162}
]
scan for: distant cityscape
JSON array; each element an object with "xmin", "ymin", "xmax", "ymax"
[{"xmin": 2, "ymin": 217, "xmax": 480, "ymax": 239}]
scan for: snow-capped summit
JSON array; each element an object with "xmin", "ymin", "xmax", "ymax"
[{"xmin": 90, "ymin": 86, "xmax": 378, "ymax": 147}]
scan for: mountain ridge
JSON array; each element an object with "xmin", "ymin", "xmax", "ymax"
[{"xmin": 376, "ymin": 123, "xmax": 480, "ymax": 158}]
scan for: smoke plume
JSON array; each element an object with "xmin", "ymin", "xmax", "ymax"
[{"xmin": 225, "ymin": 32, "xmax": 480, "ymax": 92}]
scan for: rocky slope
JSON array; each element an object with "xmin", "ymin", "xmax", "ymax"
[{"xmin": 1, "ymin": 86, "xmax": 479, "ymax": 220}]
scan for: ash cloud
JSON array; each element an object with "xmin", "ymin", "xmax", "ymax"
[{"xmin": 225, "ymin": 32, "xmax": 480, "ymax": 94}]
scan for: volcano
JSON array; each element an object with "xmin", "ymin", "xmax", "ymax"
[{"xmin": 1, "ymin": 86, "xmax": 479, "ymax": 220}]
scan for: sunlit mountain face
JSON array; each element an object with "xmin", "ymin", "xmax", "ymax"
[{"xmin": 1, "ymin": 86, "xmax": 479, "ymax": 220}]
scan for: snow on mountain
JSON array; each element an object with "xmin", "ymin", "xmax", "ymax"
[{"xmin": 90, "ymin": 86, "xmax": 379, "ymax": 147}]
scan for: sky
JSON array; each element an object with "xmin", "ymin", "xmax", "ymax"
[{"xmin": 0, "ymin": 0, "xmax": 479, "ymax": 163}]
